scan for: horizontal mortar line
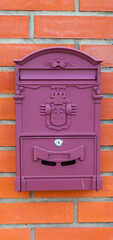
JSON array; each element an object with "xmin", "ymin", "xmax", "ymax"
[
  {"xmin": 0, "ymin": 198, "xmax": 76, "ymax": 203},
  {"xmin": 0, "ymin": 10, "xmax": 113, "ymax": 16},
  {"xmin": 75, "ymin": 197, "xmax": 113, "ymax": 203},
  {"xmin": 0, "ymin": 67, "xmax": 112, "ymax": 73},
  {"xmin": 0, "ymin": 173, "xmax": 16, "ymax": 177},
  {"xmin": 0, "ymin": 147, "xmax": 16, "ymax": 151},
  {"xmin": 101, "ymin": 172, "xmax": 113, "ymax": 176},
  {"xmin": 101, "ymin": 120, "xmax": 113, "ymax": 124},
  {"xmin": 0, "ymin": 223, "xmax": 76, "ymax": 229},
  {"xmin": 75, "ymin": 39, "xmax": 113, "ymax": 44},
  {"xmin": 2, "ymin": 93, "xmax": 113, "ymax": 98},
  {"xmin": 0, "ymin": 120, "xmax": 15, "ymax": 125},
  {"xmin": 0, "ymin": 67, "xmax": 15, "ymax": 71},
  {"xmin": 103, "ymin": 94, "xmax": 113, "ymax": 98},
  {"xmin": 0, "ymin": 172, "xmax": 112, "ymax": 177},
  {"xmin": 0, "ymin": 39, "xmax": 113, "ymax": 44},
  {"xmin": 0, "ymin": 66, "xmax": 112, "ymax": 72},
  {"xmin": 34, "ymin": 37, "xmax": 113, "ymax": 41},
  {"xmin": 0, "ymin": 94, "xmax": 14, "ymax": 98},
  {"xmin": 0, "ymin": 223, "xmax": 112, "ymax": 229},
  {"xmin": 101, "ymin": 146, "xmax": 113, "ymax": 150},
  {"xmin": 76, "ymin": 223, "xmax": 113, "ymax": 228},
  {"xmin": 101, "ymin": 67, "xmax": 113, "ymax": 72},
  {"xmin": 0, "ymin": 197, "xmax": 113, "ymax": 204},
  {"xmin": 1, "ymin": 120, "xmax": 113, "ymax": 125},
  {"xmin": 0, "ymin": 39, "xmax": 75, "ymax": 44}
]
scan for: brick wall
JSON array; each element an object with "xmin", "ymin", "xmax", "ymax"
[{"xmin": 0, "ymin": 1, "xmax": 113, "ymax": 239}]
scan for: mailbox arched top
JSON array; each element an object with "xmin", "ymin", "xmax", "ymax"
[{"xmin": 14, "ymin": 47, "xmax": 102, "ymax": 66}]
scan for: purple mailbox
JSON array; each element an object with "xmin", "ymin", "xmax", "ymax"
[{"xmin": 14, "ymin": 47, "xmax": 103, "ymax": 191}]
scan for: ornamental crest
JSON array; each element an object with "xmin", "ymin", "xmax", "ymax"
[{"xmin": 40, "ymin": 90, "xmax": 76, "ymax": 131}]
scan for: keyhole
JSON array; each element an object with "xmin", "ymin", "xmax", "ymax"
[{"xmin": 54, "ymin": 139, "xmax": 63, "ymax": 147}]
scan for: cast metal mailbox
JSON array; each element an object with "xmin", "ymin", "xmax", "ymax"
[{"xmin": 14, "ymin": 47, "xmax": 103, "ymax": 191}]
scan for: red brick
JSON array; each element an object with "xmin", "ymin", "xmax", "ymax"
[
  {"xmin": 35, "ymin": 176, "xmax": 113, "ymax": 198},
  {"xmin": 79, "ymin": 0, "xmax": 113, "ymax": 12},
  {"xmin": 100, "ymin": 151, "xmax": 113, "ymax": 172},
  {"xmin": 34, "ymin": 16, "xmax": 113, "ymax": 39},
  {"xmin": 0, "ymin": 44, "xmax": 74, "ymax": 66},
  {"xmin": 101, "ymin": 125, "xmax": 113, "ymax": 145},
  {"xmin": 35, "ymin": 227, "xmax": 113, "ymax": 240},
  {"xmin": 0, "ymin": 177, "xmax": 30, "ymax": 198},
  {"xmin": 80, "ymin": 45, "xmax": 113, "ymax": 67},
  {"xmin": 0, "ymin": 202, "xmax": 73, "ymax": 224},
  {"xmin": 0, "ymin": 151, "xmax": 16, "ymax": 172},
  {"xmin": 0, "ymin": 98, "xmax": 15, "ymax": 120},
  {"xmin": 0, "ymin": 0, "xmax": 74, "ymax": 11},
  {"xmin": 78, "ymin": 202, "xmax": 113, "ymax": 222},
  {"xmin": 0, "ymin": 125, "xmax": 16, "ymax": 146},
  {"xmin": 101, "ymin": 72, "xmax": 113, "ymax": 94},
  {"xmin": 101, "ymin": 98, "xmax": 113, "ymax": 120},
  {"xmin": 0, "ymin": 72, "xmax": 15, "ymax": 93},
  {"xmin": 0, "ymin": 16, "xmax": 29, "ymax": 38},
  {"xmin": 0, "ymin": 229, "xmax": 30, "ymax": 240}
]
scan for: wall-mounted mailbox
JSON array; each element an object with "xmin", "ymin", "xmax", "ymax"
[{"xmin": 14, "ymin": 47, "xmax": 103, "ymax": 191}]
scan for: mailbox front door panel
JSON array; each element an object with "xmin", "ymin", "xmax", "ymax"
[
  {"xmin": 14, "ymin": 47, "xmax": 103, "ymax": 191},
  {"xmin": 20, "ymin": 136, "xmax": 96, "ymax": 191}
]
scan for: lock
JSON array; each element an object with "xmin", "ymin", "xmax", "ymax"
[{"xmin": 54, "ymin": 139, "xmax": 63, "ymax": 147}]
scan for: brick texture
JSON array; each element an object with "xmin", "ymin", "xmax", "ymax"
[
  {"xmin": 0, "ymin": 202, "xmax": 73, "ymax": 224},
  {"xmin": 0, "ymin": 98, "xmax": 15, "ymax": 120},
  {"xmin": 0, "ymin": 177, "xmax": 30, "ymax": 198},
  {"xmin": 0, "ymin": 151, "xmax": 16, "ymax": 172},
  {"xmin": 101, "ymin": 72, "xmax": 113, "ymax": 94},
  {"xmin": 80, "ymin": 45, "xmax": 113, "ymax": 67},
  {"xmin": 78, "ymin": 202, "xmax": 113, "ymax": 222},
  {"xmin": 0, "ymin": 125, "xmax": 16, "ymax": 146},
  {"xmin": 34, "ymin": 16, "xmax": 113, "ymax": 39},
  {"xmin": 0, "ymin": 0, "xmax": 74, "ymax": 11},
  {"xmin": 79, "ymin": 0, "xmax": 113, "ymax": 12},
  {"xmin": 0, "ymin": 229, "xmax": 30, "ymax": 240},
  {"xmin": 101, "ymin": 98, "xmax": 113, "ymax": 119},
  {"xmin": 0, "ymin": 16, "xmax": 29, "ymax": 38},
  {"xmin": 0, "ymin": 44, "xmax": 74, "ymax": 66},
  {"xmin": 100, "ymin": 151, "xmax": 113, "ymax": 172},
  {"xmin": 101, "ymin": 125, "xmax": 113, "ymax": 145},
  {"xmin": 35, "ymin": 227, "xmax": 113, "ymax": 240},
  {"xmin": 0, "ymin": 72, "xmax": 15, "ymax": 93}
]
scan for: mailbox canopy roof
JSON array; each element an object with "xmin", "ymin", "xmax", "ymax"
[
  {"xmin": 14, "ymin": 47, "xmax": 102, "ymax": 85},
  {"xmin": 14, "ymin": 47, "xmax": 102, "ymax": 66}
]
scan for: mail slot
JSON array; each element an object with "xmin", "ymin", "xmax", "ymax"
[{"xmin": 14, "ymin": 47, "xmax": 103, "ymax": 191}]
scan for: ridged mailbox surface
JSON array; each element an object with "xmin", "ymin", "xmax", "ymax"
[{"xmin": 14, "ymin": 47, "xmax": 103, "ymax": 191}]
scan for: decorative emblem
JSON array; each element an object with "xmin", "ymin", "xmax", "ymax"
[
  {"xmin": 14, "ymin": 87, "xmax": 24, "ymax": 101},
  {"xmin": 40, "ymin": 90, "xmax": 76, "ymax": 131},
  {"xmin": 93, "ymin": 87, "xmax": 103, "ymax": 103},
  {"xmin": 51, "ymin": 60, "xmax": 65, "ymax": 68}
]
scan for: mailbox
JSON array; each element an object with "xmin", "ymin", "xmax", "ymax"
[{"xmin": 14, "ymin": 47, "xmax": 103, "ymax": 191}]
